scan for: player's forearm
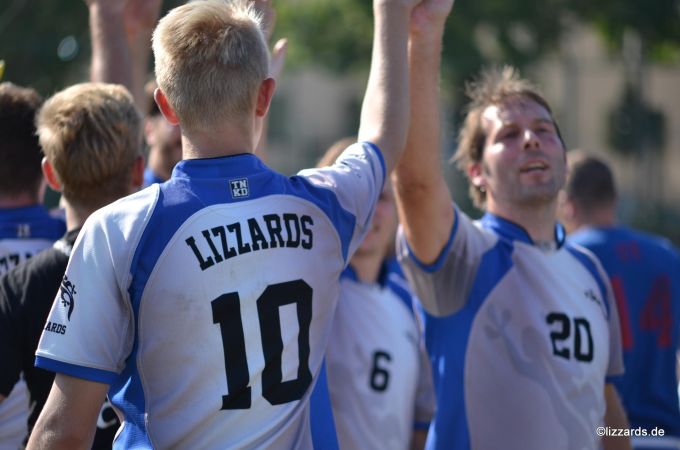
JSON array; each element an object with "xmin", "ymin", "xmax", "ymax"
[
  {"xmin": 396, "ymin": 23, "xmax": 447, "ymax": 195},
  {"xmin": 393, "ymin": 21, "xmax": 454, "ymax": 264},
  {"xmin": 126, "ymin": 33, "xmax": 153, "ymax": 112},
  {"xmin": 123, "ymin": 0, "xmax": 164, "ymax": 112},
  {"xmin": 358, "ymin": 0, "xmax": 412, "ymax": 175},
  {"xmin": 602, "ymin": 383, "xmax": 632, "ymax": 450},
  {"xmin": 88, "ymin": 3, "xmax": 133, "ymax": 92}
]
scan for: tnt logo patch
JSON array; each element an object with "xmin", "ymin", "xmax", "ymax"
[{"xmin": 229, "ymin": 178, "xmax": 250, "ymax": 199}]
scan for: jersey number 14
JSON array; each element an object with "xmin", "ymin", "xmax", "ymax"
[{"xmin": 211, "ymin": 279, "xmax": 313, "ymax": 409}]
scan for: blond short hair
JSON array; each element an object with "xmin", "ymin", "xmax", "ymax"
[
  {"xmin": 152, "ymin": 0, "xmax": 269, "ymax": 134},
  {"xmin": 453, "ymin": 66, "xmax": 565, "ymax": 209},
  {"xmin": 37, "ymin": 83, "xmax": 142, "ymax": 210}
]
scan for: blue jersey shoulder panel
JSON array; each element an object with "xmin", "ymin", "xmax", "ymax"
[
  {"xmin": 422, "ymin": 238, "xmax": 514, "ymax": 450},
  {"xmin": 564, "ymin": 243, "xmax": 610, "ymax": 318}
]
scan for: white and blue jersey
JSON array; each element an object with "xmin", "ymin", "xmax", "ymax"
[
  {"xmin": 569, "ymin": 226, "xmax": 680, "ymax": 448},
  {"xmin": 325, "ymin": 262, "xmax": 435, "ymax": 450},
  {"xmin": 397, "ymin": 208, "xmax": 624, "ymax": 450},
  {"xmin": 35, "ymin": 143, "xmax": 385, "ymax": 450},
  {"xmin": 0, "ymin": 204, "xmax": 64, "ymax": 450}
]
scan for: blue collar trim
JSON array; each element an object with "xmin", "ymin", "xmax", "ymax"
[
  {"xmin": 480, "ymin": 212, "xmax": 566, "ymax": 248},
  {"xmin": 172, "ymin": 153, "xmax": 266, "ymax": 179}
]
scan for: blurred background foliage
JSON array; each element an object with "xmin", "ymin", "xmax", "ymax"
[{"xmin": 3, "ymin": 0, "xmax": 679, "ymax": 96}]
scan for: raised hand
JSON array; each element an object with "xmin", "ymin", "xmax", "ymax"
[
  {"xmin": 269, "ymin": 38, "xmax": 288, "ymax": 80},
  {"xmin": 410, "ymin": 0, "xmax": 455, "ymax": 34}
]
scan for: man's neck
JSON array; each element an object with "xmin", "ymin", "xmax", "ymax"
[
  {"xmin": 181, "ymin": 123, "xmax": 257, "ymax": 160},
  {"xmin": 488, "ymin": 200, "xmax": 558, "ymax": 243},
  {"xmin": 63, "ymin": 202, "xmax": 95, "ymax": 232},
  {"xmin": 573, "ymin": 207, "xmax": 617, "ymax": 232}
]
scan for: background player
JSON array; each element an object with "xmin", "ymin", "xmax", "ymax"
[
  {"xmin": 28, "ymin": 0, "xmax": 416, "ymax": 447},
  {"xmin": 391, "ymin": 0, "xmax": 631, "ymax": 448},
  {"xmin": 141, "ymin": 80, "xmax": 182, "ymax": 186},
  {"xmin": 0, "ymin": 82, "xmax": 65, "ymax": 450},
  {"xmin": 560, "ymin": 152, "xmax": 680, "ymax": 449},
  {"xmin": 319, "ymin": 139, "xmax": 435, "ymax": 450},
  {"xmin": 0, "ymin": 82, "xmax": 144, "ymax": 448}
]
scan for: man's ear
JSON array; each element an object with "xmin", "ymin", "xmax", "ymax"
[
  {"xmin": 468, "ymin": 162, "xmax": 486, "ymax": 192},
  {"xmin": 255, "ymin": 77, "xmax": 276, "ymax": 118},
  {"xmin": 154, "ymin": 88, "xmax": 180, "ymax": 126},
  {"xmin": 41, "ymin": 157, "xmax": 62, "ymax": 192}
]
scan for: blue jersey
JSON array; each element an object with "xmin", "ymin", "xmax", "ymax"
[
  {"xmin": 569, "ymin": 226, "xmax": 680, "ymax": 441},
  {"xmin": 397, "ymin": 208, "xmax": 624, "ymax": 450},
  {"xmin": 35, "ymin": 145, "xmax": 384, "ymax": 449}
]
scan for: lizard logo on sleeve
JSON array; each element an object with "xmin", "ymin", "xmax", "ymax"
[{"xmin": 59, "ymin": 275, "xmax": 77, "ymax": 321}]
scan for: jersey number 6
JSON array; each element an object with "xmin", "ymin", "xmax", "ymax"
[{"xmin": 211, "ymin": 279, "xmax": 313, "ymax": 410}]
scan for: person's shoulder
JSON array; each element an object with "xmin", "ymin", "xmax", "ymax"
[
  {"xmin": 297, "ymin": 142, "xmax": 384, "ymax": 180},
  {"xmin": 87, "ymin": 185, "xmax": 160, "ymax": 230},
  {"xmin": 628, "ymin": 227, "xmax": 679, "ymax": 252}
]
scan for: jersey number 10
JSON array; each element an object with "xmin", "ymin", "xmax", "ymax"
[{"xmin": 211, "ymin": 280, "xmax": 313, "ymax": 409}]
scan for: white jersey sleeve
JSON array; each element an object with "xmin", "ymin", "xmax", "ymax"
[
  {"xmin": 35, "ymin": 187, "xmax": 158, "ymax": 381},
  {"xmin": 396, "ymin": 206, "xmax": 497, "ymax": 317},
  {"xmin": 298, "ymin": 141, "xmax": 385, "ymax": 262}
]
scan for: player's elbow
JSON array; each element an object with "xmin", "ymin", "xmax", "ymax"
[
  {"xmin": 393, "ymin": 171, "xmax": 443, "ymax": 200},
  {"xmin": 28, "ymin": 413, "xmax": 93, "ymax": 450},
  {"xmin": 359, "ymin": 126, "xmax": 407, "ymax": 173}
]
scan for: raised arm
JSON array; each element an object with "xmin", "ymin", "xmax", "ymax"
[
  {"xmin": 86, "ymin": 0, "xmax": 132, "ymax": 89},
  {"xmin": 86, "ymin": 0, "xmax": 162, "ymax": 110},
  {"xmin": 122, "ymin": 0, "xmax": 163, "ymax": 108},
  {"xmin": 357, "ymin": 0, "xmax": 419, "ymax": 175},
  {"xmin": 392, "ymin": 0, "xmax": 454, "ymax": 265}
]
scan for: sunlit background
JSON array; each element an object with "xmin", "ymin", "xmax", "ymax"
[{"xmin": 2, "ymin": 0, "xmax": 679, "ymax": 242}]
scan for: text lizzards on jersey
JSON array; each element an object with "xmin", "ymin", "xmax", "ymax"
[
  {"xmin": 35, "ymin": 143, "xmax": 385, "ymax": 449},
  {"xmin": 397, "ymin": 208, "xmax": 624, "ymax": 450}
]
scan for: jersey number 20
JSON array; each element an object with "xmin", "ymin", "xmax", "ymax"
[{"xmin": 211, "ymin": 280, "xmax": 313, "ymax": 409}]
